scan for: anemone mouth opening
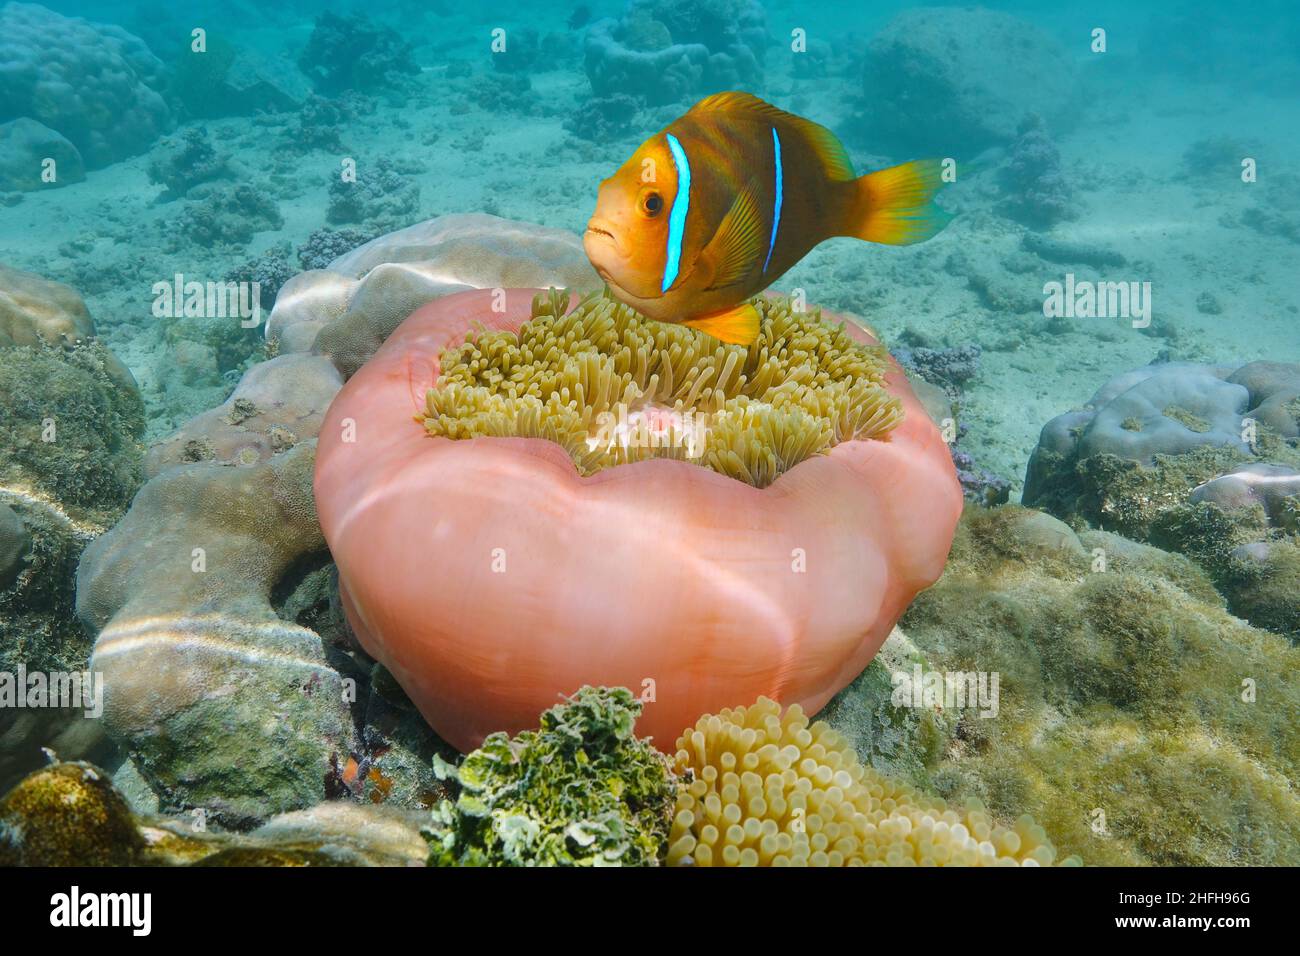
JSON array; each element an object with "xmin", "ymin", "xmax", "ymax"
[{"xmin": 420, "ymin": 290, "xmax": 904, "ymax": 488}]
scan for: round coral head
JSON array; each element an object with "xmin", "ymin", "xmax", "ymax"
[{"xmin": 315, "ymin": 289, "xmax": 961, "ymax": 752}]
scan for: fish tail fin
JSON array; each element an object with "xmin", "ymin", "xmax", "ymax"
[{"xmin": 842, "ymin": 159, "xmax": 952, "ymax": 245}]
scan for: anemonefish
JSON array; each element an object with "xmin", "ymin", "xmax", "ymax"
[{"xmin": 583, "ymin": 92, "xmax": 951, "ymax": 346}]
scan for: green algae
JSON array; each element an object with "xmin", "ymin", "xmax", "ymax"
[
  {"xmin": 1161, "ymin": 404, "xmax": 1212, "ymax": 433},
  {"xmin": 888, "ymin": 505, "xmax": 1300, "ymax": 865},
  {"xmin": 424, "ymin": 686, "xmax": 675, "ymax": 867}
]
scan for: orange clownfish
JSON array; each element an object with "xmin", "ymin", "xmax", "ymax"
[{"xmin": 583, "ymin": 92, "xmax": 951, "ymax": 346}]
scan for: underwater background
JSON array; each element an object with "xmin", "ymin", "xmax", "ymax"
[{"xmin": 0, "ymin": 0, "xmax": 1297, "ymax": 867}]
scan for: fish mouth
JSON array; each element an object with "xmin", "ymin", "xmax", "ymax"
[{"xmin": 584, "ymin": 221, "xmax": 619, "ymax": 251}]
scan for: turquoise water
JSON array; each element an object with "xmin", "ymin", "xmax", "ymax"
[{"xmin": 0, "ymin": 0, "xmax": 1297, "ymax": 867}]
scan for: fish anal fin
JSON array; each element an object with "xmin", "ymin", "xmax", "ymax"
[
  {"xmin": 683, "ymin": 303, "xmax": 761, "ymax": 346},
  {"xmin": 689, "ymin": 91, "xmax": 856, "ymax": 182},
  {"xmin": 702, "ymin": 184, "xmax": 765, "ymax": 290}
]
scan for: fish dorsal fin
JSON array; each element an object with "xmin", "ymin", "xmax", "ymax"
[
  {"xmin": 683, "ymin": 302, "xmax": 761, "ymax": 346},
  {"xmin": 689, "ymin": 91, "xmax": 856, "ymax": 182},
  {"xmin": 701, "ymin": 183, "xmax": 765, "ymax": 290}
]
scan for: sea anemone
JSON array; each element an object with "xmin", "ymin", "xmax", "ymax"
[
  {"xmin": 668, "ymin": 697, "xmax": 1072, "ymax": 866},
  {"xmin": 314, "ymin": 287, "xmax": 961, "ymax": 751},
  {"xmin": 422, "ymin": 290, "xmax": 903, "ymax": 488}
]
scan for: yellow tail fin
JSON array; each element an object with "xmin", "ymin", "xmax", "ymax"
[
  {"xmin": 844, "ymin": 159, "xmax": 951, "ymax": 245},
  {"xmin": 682, "ymin": 303, "xmax": 760, "ymax": 346}
]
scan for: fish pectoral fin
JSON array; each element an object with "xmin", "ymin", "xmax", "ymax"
[
  {"xmin": 701, "ymin": 184, "xmax": 765, "ymax": 290},
  {"xmin": 682, "ymin": 303, "xmax": 761, "ymax": 346}
]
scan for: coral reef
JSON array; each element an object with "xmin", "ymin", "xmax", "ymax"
[
  {"xmin": 0, "ymin": 343, "xmax": 143, "ymax": 522},
  {"xmin": 814, "ymin": 627, "xmax": 951, "ymax": 785},
  {"xmin": 952, "ymin": 440, "xmax": 1013, "ymax": 507},
  {"xmin": 0, "ymin": 762, "xmax": 429, "ymax": 866},
  {"xmin": 76, "ymin": 442, "xmax": 356, "ymax": 829},
  {"xmin": 1022, "ymin": 360, "xmax": 1300, "ymax": 636},
  {"xmin": 160, "ymin": 305, "xmax": 265, "ymax": 380},
  {"xmin": 668, "ymin": 696, "xmax": 1071, "ymax": 866},
  {"xmin": 563, "ymin": 93, "xmax": 640, "ymax": 141},
  {"xmin": 177, "ymin": 183, "xmax": 284, "ymax": 248},
  {"xmin": 297, "ymin": 12, "xmax": 419, "ymax": 96},
  {"xmin": 146, "ymin": 127, "xmax": 232, "ymax": 200},
  {"xmin": 143, "ymin": 354, "xmax": 342, "ymax": 477},
  {"xmin": 458, "ymin": 72, "xmax": 542, "ymax": 116},
  {"xmin": 325, "ymin": 158, "xmax": 420, "ymax": 231},
  {"xmin": 1024, "ymin": 362, "xmax": 1281, "ymax": 505},
  {"xmin": 2, "ymin": 262, "xmax": 93, "ymax": 346},
  {"xmin": 296, "ymin": 227, "xmax": 373, "ymax": 272},
  {"xmin": 269, "ymin": 213, "xmax": 598, "ymax": 371},
  {"xmin": 277, "ymin": 93, "xmax": 374, "ymax": 154},
  {"xmin": 0, "ymin": 2, "xmax": 170, "ymax": 168},
  {"xmin": 0, "ymin": 335, "xmax": 144, "ymax": 717},
  {"xmin": 0, "ymin": 118, "xmax": 84, "ymax": 192},
  {"xmin": 851, "ymin": 7, "xmax": 1077, "ymax": 154},
  {"xmin": 999, "ymin": 114, "xmax": 1073, "ymax": 229},
  {"xmin": 171, "ymin": 38, "xmax": 310, "ymax": 120},
  {"xmin": 425, "ymin": 687, "xmax": 675, "ymax": 866},
  {"xmin": 491, "ymin": 26, "xmax": 573, "ymax": 75},
  {"xmin": 0, "ymin": 266, "xmax": 142, "ymax": 790},
  {"xmin": 224, "ymin": 245, "xmax": 295, "ymax": 312},
  {"xmin": 893, "ymin": 343, "xmax": 981, "ymax": 401},
  {"xmin": 584, "ymin": 0, "xmax": 767, "ymax": 106},
  {"xmin": 316, "ymin": 285, "xmax": 960, "ymax": 751},
  {"xmin": 892, "ymin": 340, "xmax": 1010, "ymax": 506},
  {"xmin": 1237, "ymin": 179, "xmax": 1300, "ymax": 245},
  {"xmin": 1181, "ymin": 134, "xmax": 1261, "ymax": 181},
  {"xmin": 886, "ymin": 505, "xmax": 1300, "ymax": 864},
  {"xmin": 72, "ymin": 217, "xmax": 603, "ymax": 826},
  {"xmin": 1191, "ymin": 463, "xmax": 1300, "ymax": 527}
]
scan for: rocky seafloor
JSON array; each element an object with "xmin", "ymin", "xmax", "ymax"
[{"xmin": 0, "ymin": 1, "xmax": 1297, "ymax": 866}]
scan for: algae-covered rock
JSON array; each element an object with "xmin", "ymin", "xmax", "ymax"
[
  {"xmin": 819, "ymin": 627, "xmax": 953, "ymax": 788},
  {"xmin": 136, "ymin": 802, "xmax": 428, "ymax": 867},
  {"xmin": 882, "ymin": 505, "xmax": 1300, "ymax": 865},
  {"xmin": 1225, "ymin": 540, "xmax": 1300, "ymax": 638},
  {"xmin": 1, "ymin": 265, "xmax": 144, "ymax": 523},
  {"xmin": 0, "ymin": 342, "xmax": 145, "ymax": 521},
  {"xmin": 0, "ymin": 117, "xmax": 86, "ymax": 192},
  {"xmin": 0, "ymin": 762, "xmax": 142, "ymax": 866},
  {"xmin": 76, "ymin": 441, "xmax": 356, "ymax": 829},
  {"xmin": 0, "ymin": 270, "xmax": 145, "ymax": 792},
  {"xmin": 425, "ymin": 686, "xmax": 676, "ymax": 866},
  {"xmin": 1024, "ymin": 361, "xmax": 1300, "ymax": 639},
  {"xmin": 0, "ymin": 761, "xmax": 429, "ymax": 867},
  {"xmin": 0, "ymin": 503, "xmax": 27, "ymax": 588}
]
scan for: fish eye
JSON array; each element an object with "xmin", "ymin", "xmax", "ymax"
[{"xmin": 640, "ymin": 191, "xmax": 664, "ymax": 217}]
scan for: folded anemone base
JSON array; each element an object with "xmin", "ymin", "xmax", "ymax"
[{"xmin": 314, "ymin": 289, "xmax": 962, "ymax": 752}]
